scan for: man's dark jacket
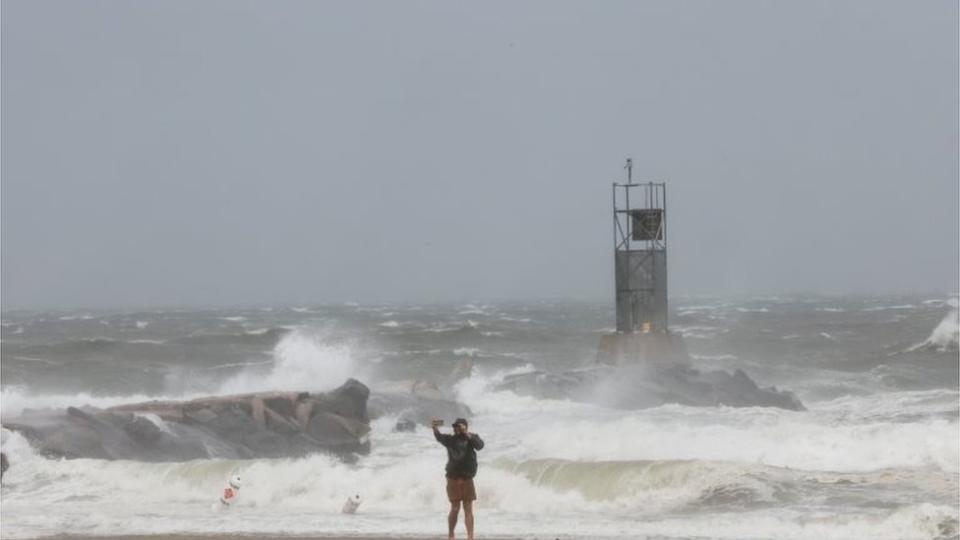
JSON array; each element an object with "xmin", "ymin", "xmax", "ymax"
[{"xmin": 434, "ymin": 430, "xmax": 484, "ymax": 478}]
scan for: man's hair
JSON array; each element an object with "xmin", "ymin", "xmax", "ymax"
[{"xmin": 453, "ymin": 417, "xmax": 468, "ymax": 427}]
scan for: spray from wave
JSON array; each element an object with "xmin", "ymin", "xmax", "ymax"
[
  {"xmin": 218, "ymin": 328, "xmax": 365, "ymax": 394},
  {"xmin": 908, "ymin": 302, "xmax": 959, "ymax": 352},
  {"xmin": 1, "ymin": 329, "xmax": 365, "ymax": 418}
]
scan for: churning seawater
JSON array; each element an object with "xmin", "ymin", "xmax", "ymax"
[{"xmin": 1, "ymin": 295, "xmax": 958, "ymax": 539}]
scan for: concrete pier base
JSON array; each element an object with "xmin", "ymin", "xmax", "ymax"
[{"xmin": 597, "ymin": 332, "xmax": 691, "ymax": 365}]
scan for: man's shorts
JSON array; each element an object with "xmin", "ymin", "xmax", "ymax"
[{"xmin": 446, "ymin": 476, "xmax": 477, "ymax": 502}]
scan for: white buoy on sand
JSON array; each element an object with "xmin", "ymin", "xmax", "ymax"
[
  {"xmin": 342, "ymin": 493, "xmax": 362, "ymax": 514},
  {"xmin": 212, "ymin": 474, "xmax": 242, "ymax": 511}
]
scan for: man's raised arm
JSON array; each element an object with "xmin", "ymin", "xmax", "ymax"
[{"xmin": 431, "ymin": 418, "xmax": 452, "ymax": 446}]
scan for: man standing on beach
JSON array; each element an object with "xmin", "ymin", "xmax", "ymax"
[{"xmin": 432, "ymin": 417, "xmax": 484, "ymax": 540}]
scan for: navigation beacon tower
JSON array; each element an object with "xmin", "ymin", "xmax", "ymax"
[
  {"xmin": 598, "ymin": 159, "xmax": 688, "ymax": 364},
  {"xmin": 613, "ymin": 158, "xmax": 667, "ymax": 333}
]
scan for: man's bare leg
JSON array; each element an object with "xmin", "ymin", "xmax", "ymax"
[
  {"xmin": 448, "ymin": 500, "xmax": 460, "ymax": 540},
  {"xmin": 463, "ymin": 500, "xmax": 475, "ymax": 540}
]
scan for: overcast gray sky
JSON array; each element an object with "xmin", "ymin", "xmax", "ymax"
[{"xmin": 2, "ymin": 1, "xmax": 957, "ymax": 309}]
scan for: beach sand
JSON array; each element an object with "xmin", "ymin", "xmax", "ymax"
[{"xmin": 28, "ymin": 534, "xmax": 532, "ymax": 540}]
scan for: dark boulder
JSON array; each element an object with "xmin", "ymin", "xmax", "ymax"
[
  {"xmin": 496, "ymin": 332, "xmax": 806, "ymax": 411},
  {"xmin": 497, "ymin": 363, "xmax": 804, "ymax": 411}
]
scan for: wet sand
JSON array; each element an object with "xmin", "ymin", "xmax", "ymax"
[{"xmin": 28, "ymin": 534, "xmax": 532, "ymax": 540}]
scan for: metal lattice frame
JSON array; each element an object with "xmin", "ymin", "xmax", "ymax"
[{"xmin": 612, "ymin": 159, "xmax": 668, "ymax": 333}]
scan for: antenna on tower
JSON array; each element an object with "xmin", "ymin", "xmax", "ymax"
[{"xmin": 625, "ymin": 158, "xmax": 633, "ymax": 184}]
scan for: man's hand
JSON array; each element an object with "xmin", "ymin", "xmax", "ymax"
[{"xmin": 431, "ymin": 418, "xmax": 443, "ymax": 431}]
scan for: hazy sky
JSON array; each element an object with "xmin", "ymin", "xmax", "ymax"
[{"xmin": 2, "ymin": 1, "xmax": 957, "ymax": 308}]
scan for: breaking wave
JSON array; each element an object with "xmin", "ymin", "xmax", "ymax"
[
  {"xmin": 907, "ymin": 308, "xmax": 959, "ymax": 352},
  {"xmin": 0, "ymin": 330, "xmax": 364, "ymax": 417},
  {"xmin": 216, "ymin": 329, "xmax": 365, "ymax": 394},
  {"xmin": 2, "ymin": 430, "xmax": 955, "ymax": 540}
]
